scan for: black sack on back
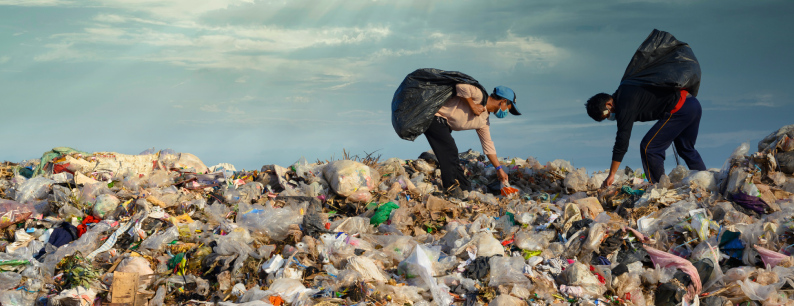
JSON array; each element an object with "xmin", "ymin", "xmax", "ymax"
[
  {"xmin": 392, "ymin": 68, "xmax": 489, "ymax": 141},
  {"xmin": 620, "ymin": 29, "xmax": 702, "ymax": 97}
]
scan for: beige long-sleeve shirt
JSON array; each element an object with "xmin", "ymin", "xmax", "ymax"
[{"xmin": 434, "ymin": 84, "xmax": 496, "ymax": 155}]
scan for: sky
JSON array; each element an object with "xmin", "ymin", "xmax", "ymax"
[{"xmin": 0, "ymin": 0, "xmax": 792, "ymax": 174}]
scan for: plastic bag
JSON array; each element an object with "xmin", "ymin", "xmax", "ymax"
[
  {"xmin": 13, "ymin": 176, "xmax": 53, "ymax": 204},
  {"xmin": 620, "ymin": 29, "xmax": 701, "ymax": 97},
  {"xmin": 514, "ymin": 230, "xmax": 552, "ymax": 251},
  {"xmin": 140, "ymin": 226, "xmax": 179, "ymax": 251},
  {"xmin": 563, "ymin": 262, "xmax": 606, "ymax": 298},
  {"xmin": 472, "ymin": 232, "xmax": 505, "ymax": 257},
  {"xmin": 238, "ymin": 206, "xmax": 303, "ymax": 241},
  {"xmin": 489, "ymin": 295, "xmax": 525, "ymax": 306},
  {"xmin": 683, "ymin": 171, "xmax": 717, "ymax": 191},
  {"xmin": 583, "ymin": 223, "xmax": 608, "ymax": 252},
  {"xmin": 391, "ymin": 68, "xmax": 489, "ymax": 141},
  {"xmin": 0, "ymin": 272, "xmax": 22, "ymax": 290},
  {"xmin": 738, "ymin": 279, "xmax": 778, "ymax": 301},
  {"xmin": 322, "ymin": 160, "xmax": 379, "ymax": 197},
  {"xmin": 150, "ymin": 285, "xmax": 166, "ymax": 306},
  {"xmin": 347, "ymin": 256, "xmax": 388, "ymax": 282},
  {"xmin": 0, "ymin": 200, "xmax": 35, "ymax": 230},
  {"xmin": 92, "ymin": 194, "xmax": 120, "ymax": 219},
  {"xmin": 267, "ymin": 277, "xmax": 315, "ymax": 305},
  {"xmin": 488, "ymin": 256, "xmax": 530, "ymax": 286},
  {"xmin": 564, "ymin": 168, "xmax": 589, "ymax": 192},
  {"xmin": 755, "ymin": 245, "xmax": 793, "ymax": 269},
  {"xmin": 346, "ymin": 190, "xmax": 373, "ymax": 203},
  {"xmin": 397, "ymin": 245, "xmax": 453, "ymax": 306},
  {"xmin": 79, "ymin": 182, "xmax": 111, "ymax": 205},
  {"xmin": 646, "ymin": 246, "xmax": 702, "ymax": 301}
]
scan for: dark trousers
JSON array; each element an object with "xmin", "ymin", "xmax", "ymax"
[
  {"xmin": 424, "ymin": 116, "xmax": 472, "ymax": 191},
  {"xmin": 640, "ymin": 96, "xmax": 707, "ymax": 183}
]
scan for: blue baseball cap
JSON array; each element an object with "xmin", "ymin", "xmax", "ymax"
[{"xmin": 493, "ymin": 86, "xmax": 521, "ymax": 115}]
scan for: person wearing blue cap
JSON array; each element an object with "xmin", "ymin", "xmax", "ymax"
[{"xmin": 424, "ymin": 84, "xmax": 521, "ymax": 198}]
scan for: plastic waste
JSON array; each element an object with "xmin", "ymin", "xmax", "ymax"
[
  {"xmin": 0, "ymin": 200, "xmax": 35, "ymax": 230},
  {"xmin": 92, "ymin": 194, "xmax": 120, "ymax": 219},
  {"xmin": 398, "ymin": 245, "xmax": 453, "ymax": 306},
  {"xmin": 140, "ymin": 226, "xmax": 179, "ymax": 251},
  {"xmin": 488, "ymin": 256, "xmax": 530, "ymax": 286},
  {"xmin": 323, "ymin": 160, "xmax": 379, "ymax": 197},
  {"xmin": 14, "ymin": 176, "xmax": 53, "ymax": 204}
]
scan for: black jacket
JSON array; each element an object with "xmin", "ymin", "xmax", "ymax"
[{"xmin": 612, "ymin": 84, "xmax": 679, "ymax": 162}]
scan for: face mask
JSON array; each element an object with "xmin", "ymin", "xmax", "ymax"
[
  {"xmin": 607, "ymin": 112, "xmax": 616, "ymax": 121},
  {"xmin": 495, "ymin": 107, "xmax": 507, "ymax": 119}
]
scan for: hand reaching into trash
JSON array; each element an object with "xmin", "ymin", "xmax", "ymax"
[
  {"xmin": 601, "ymin": 175, "xmax": 614, "ymax": 189},
  {"xmin": 601, "ymin": 160, "xmax": 621, "ymax": 189},
  {"xmin": 497, "ymin": 168, "xmax": 508, "ymax": 184}
]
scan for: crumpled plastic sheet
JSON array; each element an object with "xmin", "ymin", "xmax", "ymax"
[
  {"xmin": 0, "ymin": 199, "xmax": 35, "ymax": 230},
  {"xmin": 755, "ymin": 244, "xmax": 793, "ymax": 269},
  {"xmin": 645, "ymin": 246, "xmax": 702, "ymax": 302}
]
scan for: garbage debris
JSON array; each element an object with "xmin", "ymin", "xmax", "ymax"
[{"xmin": 1, "ymin": 125, "xmax": 794, "ymax": 305}]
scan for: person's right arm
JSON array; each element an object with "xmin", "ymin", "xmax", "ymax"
[{"xmin": 602, "ymin": 93, "xmax": 635, "ymax": 188}]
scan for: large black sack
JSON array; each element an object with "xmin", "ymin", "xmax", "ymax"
[
  {"xmin": 392, "ymin": 68, "xmax": 488, "ymax": 141},
  {"xmin": 621, "ymin": 29, "xmax": 702, "ymax": 97}
]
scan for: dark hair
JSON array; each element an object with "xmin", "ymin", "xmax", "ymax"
[{"xmin": 586, "ymin": 93, "xmax": 612, "ymax": 122}]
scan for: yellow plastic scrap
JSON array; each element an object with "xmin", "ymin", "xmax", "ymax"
[{"xmin": 171, "ymin": 214, "xmax": 194, "ymax": 225}]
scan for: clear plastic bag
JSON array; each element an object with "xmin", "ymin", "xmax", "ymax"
[
  {"xmin": 237, "ymin": 205, "xmax": 303, "ymax": 241},
  {"xmin": 14, "ymin": 176, "xmax": 53, "ymax": 204},
  {"xmin": 79, "ymin": 182, "xmax": 112, "ymax": 205},
  {"xmin": 563, "ymin": 262, "xmax": 606, "ymax": 298},
  {"xmin": 140, "ymin": 226, "xmax": 179, "ymax": 251},
  {"xmin": 397, "ymin": 245, "xmax": 453, "ymax": 306},
  {"xmin": 722, "ymin": 266, "xmax": 755, "ymax": 283},
  {"xmin": 488, "ymin": 256, "xmax": 530, "ymax": 286},
  {"xmin": 738, "ymin": 279, "xmax": 778, "ymax": 301},
  {"xmin": 514, "ymin": 230, "xmax": 551, "ymax": 251}
]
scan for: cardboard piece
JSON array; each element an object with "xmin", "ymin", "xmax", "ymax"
[{"xmin": 110, "ymin": 271, "xmax": 139, "ymax": 305}]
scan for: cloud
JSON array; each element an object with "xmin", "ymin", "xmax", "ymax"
[
  {"xmin": 199, "ymin": 104, "xmax": 220, "ymax": 112},
  {"xmin": 0, "ymin": 56, "xmax": 9, "ymax": 64},
  {"xmin": 286, "ymin": 96, "xmax": 310, "ymax": 103},
  {"xmin": 33, "ymin": 42, "xmax": 93, "ymax": 61},
  {"xmin": 0, "ymin": 0, "xmax": 71, "ymax": 6},
  {"xmin": 235, "ymin": 76, "xmax": 248, "ymax": 83}
]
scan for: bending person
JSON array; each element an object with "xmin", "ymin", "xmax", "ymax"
[
  {"xmin": 586, "ymin": 84, "xmax": 706, "ymax": 187},
  {"xmin": 425, "ymin": 84, "xmax": 521, "ymax": 198}
]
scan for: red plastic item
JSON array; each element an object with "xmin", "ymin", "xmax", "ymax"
[{"xmin": 76, "ymin": 215, "xmax": 102, "ymax": 237}]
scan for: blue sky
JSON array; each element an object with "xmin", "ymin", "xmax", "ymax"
[{"xmin": 0, "ymin": 0, "xmax": 792, "ymax": 174}]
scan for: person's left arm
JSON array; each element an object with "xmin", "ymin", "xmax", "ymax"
[{"xmin": 477, "ymin": 124, "xmax": 508, "ymax": 183}]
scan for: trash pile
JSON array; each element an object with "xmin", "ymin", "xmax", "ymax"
[{"xmin": 1, "ymin": 125, "xmax": 794, "ymax": 306}]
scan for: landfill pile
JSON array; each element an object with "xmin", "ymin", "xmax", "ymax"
[{"xmin": 1, "ymin": 126, "xmax": 794, "ymax": 306}]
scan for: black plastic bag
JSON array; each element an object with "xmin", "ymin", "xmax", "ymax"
[
  {"xmin": 391, "ymin": 68, "xmax": 489, "ymax": 141},
  {"xmin": 621, "ymin": 29, "xmax": 701, "ymax": 97}
]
